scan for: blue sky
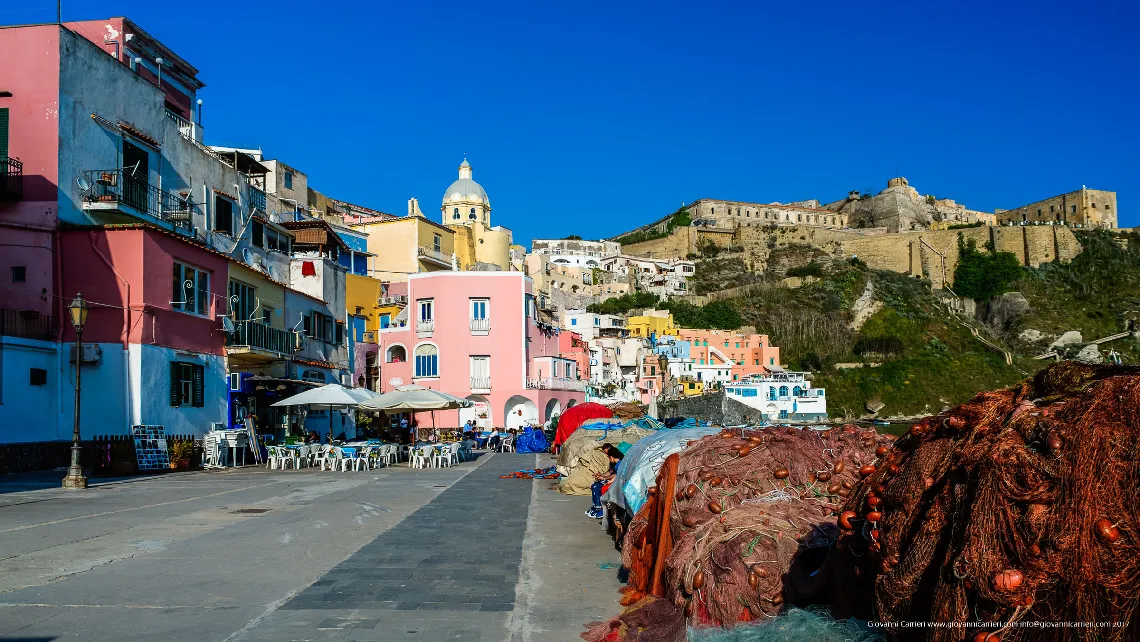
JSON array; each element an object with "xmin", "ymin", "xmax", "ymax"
[{"xmin": 12, "ymin": 0, "xmax": 1139, "ymax": 242}]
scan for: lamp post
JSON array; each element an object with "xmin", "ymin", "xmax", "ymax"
[{"xmin": 62, "ymin": 293, "xmax": 89, "ymax": 489}]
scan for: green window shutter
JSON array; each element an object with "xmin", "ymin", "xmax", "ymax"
[
  {"xmin": 0, "ymin": 108, "xmax": 8, "ymax": 160},
  {"xmin": 170, "ymin": 361, "xmax": 181, "ymax": 406},
  {"xmin": 193, "ymin": 364, "xmax": 205, "ymax": 407}
]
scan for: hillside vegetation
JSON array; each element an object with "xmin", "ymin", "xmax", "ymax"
[{"xmin": 590, "ymin": 230, "xmax": 1140, "ymax": 420}]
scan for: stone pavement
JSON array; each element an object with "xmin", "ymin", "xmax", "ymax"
[{"xmin": 0, "ymin": 452, "xmax": 623, "ymax": 642}]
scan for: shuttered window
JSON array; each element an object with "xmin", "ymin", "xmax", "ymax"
[
  {"xmin": 0, "ymin": 108, "xmax": 8, "ymax": 160},
  {"xmin": 170, "ymin": 361, "xmax": 204, "ymax": 407}
]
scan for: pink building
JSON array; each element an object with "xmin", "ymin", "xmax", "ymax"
[
  {"xmin": 376, "ymin": 272, "xmax": 584, "ymax": 430},
  {"xmin": 636, "ymin": 353, "xmax": 665, "ymax": 404},
  {"xmin": 677, "ymin": 328, "xmax": 782, "ymax": 382}
]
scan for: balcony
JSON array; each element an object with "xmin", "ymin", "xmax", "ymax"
[
  {"xmin": 249, "ymin": 186, "xmax": 267, "ymax": 214},
  {"xmin": 417, "ymin": 319, "xmax": 434, "ymax": 335},
  {"xmin": 417, "ymin": 245, "xmax": 454, "ymax": 268},
  {"xmin": 469, "ymin": 318, "xmax": 490, "ymax": 333},
  {"xmin": 0, "ymin": 308, "xmax": 56, "ymax": 341},
  {"xmin": 79, "ymin": 168, "xmax": 192, "ymax": 232},
  {"xmin": 470, "ymin": 376, "xmax": 491, "ymax": 392},
  {"xmin": 1, "ymin": 157, "xmax": 22, "ymax": 202},
  {"xmin": 379, "ymin": 294, "xmax": 408, "ymax": 306},
  {"xmin": 225, "ymin": 320, "xmax": 298, "ymax": 360},
  {"xmin": 164, "ymin": 107, "xmax": 204, "ymax": 143},
  {"xmin": 526, "ymin": 377, "xmax": 587, "ymax": 392}
]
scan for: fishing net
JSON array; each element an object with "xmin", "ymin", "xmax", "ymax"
[
  {"xmin": 834, "ymin": 362, "xmax": 1140, "ymax": 641},
  {"xmin": 687, "ymin": 607, "xmax": 885, "ymax": 642},
  {"xmin": 622, "ymin": 426, "xmax": 891, "ymax": 628},
  {"xmin": 609, "ymin": 402, "xmax": 646, "ymax": 421},
  {"xmin": 580, "ymin": 591, "xmax": 686, "ymax": 642}
]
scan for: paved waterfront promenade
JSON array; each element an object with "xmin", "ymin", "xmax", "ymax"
[{"xmin": 0, "ymin": 453, "xmax": 621, "ymax": 641}]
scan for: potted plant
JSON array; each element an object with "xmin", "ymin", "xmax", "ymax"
[{"xmin": 169, "ymin": 440, "xmax": 192, "ymax": 470}]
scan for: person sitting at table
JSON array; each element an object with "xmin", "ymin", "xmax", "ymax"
[
  {"xmin": 487, "ymin": 428, "xmax": 501, "ymax": 450},
  {"xmin": 586, "ymin": 448, "xmax": 624, "ymax": 520},
  {"xmin": 305, "ymin": 430, "xmax": 320, "ymax": 444}
]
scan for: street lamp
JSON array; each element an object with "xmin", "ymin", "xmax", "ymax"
[{"xmin": 62, "ymin": 293, "xmax": 89, "ymax": 489}]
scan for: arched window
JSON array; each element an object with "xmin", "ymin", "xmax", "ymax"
[
  {"xmin": 386, "ymin": 344, "xmax": 406, "ymax": 363},
  {"xmin": 793, "ymin": 386, "xmax": 803, "ymax": 397},
  {"xmin": 414, "ymin": 344, "xmax": 438, "ymax": 378},
  {"xmin": 768, "ymin": 387, "xmax": 777, "ymax": 400},
  {"xmin": 453, "ymin": 207, "xmax": 459, "ymax": 220},
  {"xmin": 469, "ymin": 207, "xmax": 477, "ymax": 220},
  {"xmin": 778, "ymin": 385, "xmax": 789, "ymax": 397}
]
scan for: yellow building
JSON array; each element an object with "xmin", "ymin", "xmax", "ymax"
[
  {"xmin": 440, "ymin": 159, "xmax": 512, "ymax": 271},
  {"xmin": 627, "ymin": 310, "xmax": 678, "ymax": 338},
  {"xmin": 679, "ymin": 379, "xmax": 704, "ymax": 396},
  {"xmin": 348, "ymin": 204, "xmax": 456, "ymax": 282},
  {"xmin": 346, "ymin": 273, "xmax": 382, "ymax": 332}
]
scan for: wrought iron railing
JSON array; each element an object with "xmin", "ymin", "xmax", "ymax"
[
  {"xmin": 526, "ymin": 377, "xmax": 586, "ymax": 392},
  {"xmin": 80, "ymin": 168, "xmax": 192, "ymax": 231},
  {"xmin": 0, "ymin": 157, "xmax": 22, "ymax": 202},
  {"xmin": 417, "ymin": 319, "xmax": 435, "ymax": 334},
  {"xmin": 470, "ymin": 376, "xmax": 491, "ymax": 391},
  {"xmin": 417, "ymin": 245, "xmax": 454, "ymax": 265},
  {"xmin": 226, "ymin": 320, "xmax": 296, "ymax": 356},
  {"xmin": 0, "ymin": 308, "xmax": 56, "ymax": 341},
  {"xmin": 469, "ymin": 318, "xmax": 490, "ymax": 332},
  {"xmin": 249, "ymin": 186, "xmax": 266, "ymax": 213}
]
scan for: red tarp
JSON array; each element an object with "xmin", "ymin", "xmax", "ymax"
[{"xmin": 554, "ymin": 402, "xmax": 615, "ymax": 446}]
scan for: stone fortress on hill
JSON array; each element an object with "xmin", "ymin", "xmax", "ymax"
[
  {"xmin": 608, "ymin": 178, "xmax": 1119, "ymax": 290},
  {"xmin": 622, "ymin": 177, "xmax": 1118, "ymax": 237}
]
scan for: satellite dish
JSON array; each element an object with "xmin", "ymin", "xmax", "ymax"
[
  {"xmin": 389, "ymin": 377, "xmax": 404, "ymax": 387},
  {"xmin": 76, "ymin": 176, "xmax": 91, "ymax": 192},
  {"xmin": 242, "ymin": 248, "xmax": 255, "ymax": 266},
  {"xmin": 266, "ymin": 265, "xmax": 278, "ymax": 281},
  {"xmin": 221, "ymin": 316, "xmax": 236, "ymax": 333}
]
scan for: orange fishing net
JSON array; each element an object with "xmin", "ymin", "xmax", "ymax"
[
  {"xmin": 836, "ymin": 362, "xmax": 1140, "ymax": 641},
  {"xmin": 622, "ymin": 425, "xmax": 891, "ymax": 627}
]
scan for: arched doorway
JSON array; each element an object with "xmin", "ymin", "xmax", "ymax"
[
  {"xmin": 504, "ymin": 395, "xmax": 537, "ymax": 431},
  {"xmin": 459, "ymin": 394, "xmax": 491, "ymax": 431},
  {"xmin": 544, "ymin": 398, "xmax": 562, "ymax": 425},
  {"xmin": 566, "ymin": 398, "xmax": 578, "ymax": 409}
]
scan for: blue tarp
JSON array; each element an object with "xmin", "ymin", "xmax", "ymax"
[
  {"xmin": 603, "ymin": 426, "xmax": 721, "ymax": 515},
  {"xmin": 514, "ymin": 427, "xmax": 550, "ymax": 453}
]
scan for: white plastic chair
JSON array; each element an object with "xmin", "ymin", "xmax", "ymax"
[
  {"xmin": 265, "ymin": 446, "xmax": 281, "ymax": 470},
  {"xmin": 500, "ymin": 436, "xmax": 515, "ymax": 453},
  {"xmin": 381, "ymin": 444, "xmax": 397, "ymax": 467},
  {"xmin": 448, "ymin": 442, "xmax": 462, "ymax": 466},
  {"xmin": 292, "ymin": 445, "xmax": 309, "ymax": 469},
  {"xmin": 312, "ymin": 445, "xmax": 331, "ymax": 470},
  {"xmin": 432, "ymin": 445, "xmax": 452, "ymax": 468},
  {"xmin": 353, "ymin": 446, "xmax": 373, "ymax": 471},
  {"xmin": 411, "ymin": 446, "xmax": 431, "ymax": 469},
  {"xmin": 398, "ymin": 445, "xmax": 412, "ymax": 463}
]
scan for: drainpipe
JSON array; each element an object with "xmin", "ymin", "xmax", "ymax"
[
  {"xmin": 90, "ymin": 232, "xmax": 135, "ymax": 431},
  {"xmin": 55, "ymin": 227, "xmax": 65, "ymax": 436}
]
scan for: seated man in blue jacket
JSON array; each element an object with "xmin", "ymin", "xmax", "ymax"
[{"xmin": 586, "ymin": 445, "xmax": 624, "ymax": 520}]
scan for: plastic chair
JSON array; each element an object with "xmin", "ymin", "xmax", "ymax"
[
  {"xmin": 411, "ymin": 446, "xmax": 431, "ymax": 469},
  {"xmin": 292, "ymin": 445, "xmax": 309, "ymax": 469},
  {"xmin": 354, "ymin": 446, "xmax": 374, "ymax": 471},
  {"xmin": 399, "ymin": 445, "xmax": 412, "ymax": 463},
  {"xmin": 500, "ymin": 436, "xmax": 515, "ymax": 453},
  {"xmin": 432, "ymin": 445, "xmax": 452, "ymax": 468},
  {"xmin": 448, "ymin": 442, "xmax": 462, "ymax": 466},
  {"xmin": 312, "ymin": 445, "xmax": 331, "ymax": 470},
  {"xmin": 265, "ymin": 446, "xmax": 281, "ymax": 470},
  {"xmin": 381, "ymin": 444, "xmax": 397, "ymax": 467}
]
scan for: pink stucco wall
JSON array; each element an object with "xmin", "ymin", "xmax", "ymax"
[
  {"xmin": 374, "ymin": 272, "xmax": 583, "ymax": 429},
  {"xmin": 60, "ymin": 228, "xmax": 228, "ymax": 354},
  {"xmin": 0, "ymin": 24, "xmax": 62, "ymax": 316}
]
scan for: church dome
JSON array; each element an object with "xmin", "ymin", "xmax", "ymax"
[{"xmin": 442, "ymin": 159, "xmax": 490, "ymax": 208}]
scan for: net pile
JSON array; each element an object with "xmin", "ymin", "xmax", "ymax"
[
  {"xmin": 580, "ymin": 591, "xmax": 685, "ymax": 642},
  {"xmin": 609, "ymin": 402, "xmax": 645, "ymax": 421},
  {"xmin": 835, "ymin": 362, "xmax": 1140, "ymax": 641},
  {"xmin": 623, "ymin": 426, "xmax": 892, "ymax": 628},
  {"xmin": 556, "ymin": 426, "xmax": 656, "ymax": 495}
]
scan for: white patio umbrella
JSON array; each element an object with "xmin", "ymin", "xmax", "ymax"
[
  {"xmin": 359, "ymin": 385, "xmax": 473, "ymax": 444},
  {"xmin": 271, "ymin": 383, "xmax": 368, "ymax": 442}
]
